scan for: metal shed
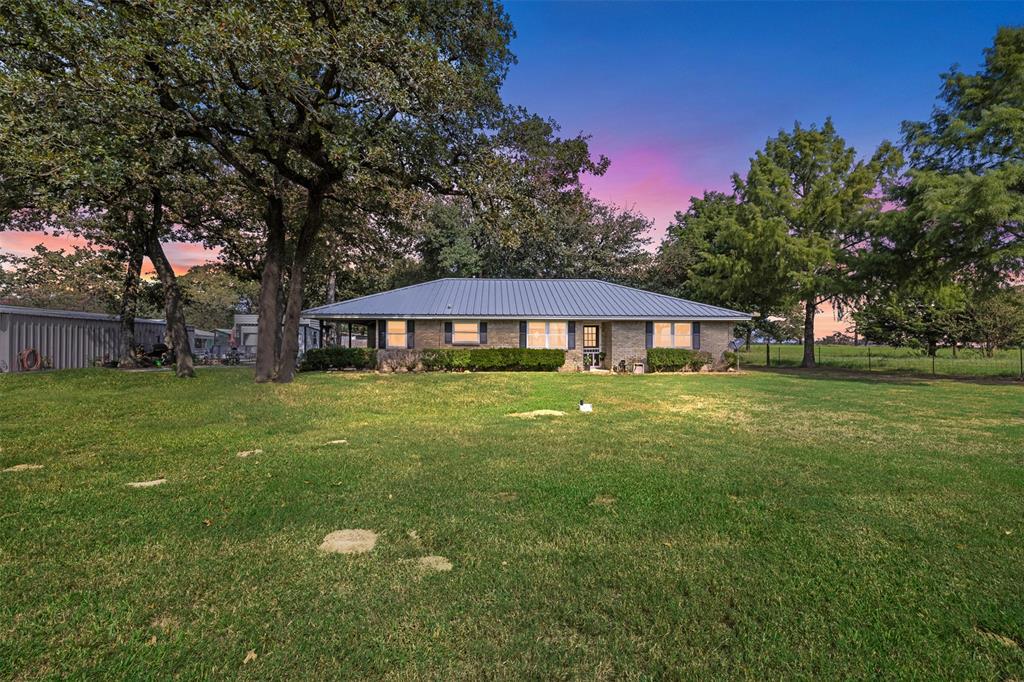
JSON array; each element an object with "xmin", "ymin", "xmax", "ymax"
[
  {"xmin": 0, "ymin": 305, "xmax": 193, "ymax": 373},
  {"xmin": 231, "ymin": 313, "xmax": 321, "ymax": 360}
]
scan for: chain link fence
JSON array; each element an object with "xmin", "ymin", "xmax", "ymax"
[{"xmin": 737, "ymin": 343, "xmax": 1024, "ymax": 379}]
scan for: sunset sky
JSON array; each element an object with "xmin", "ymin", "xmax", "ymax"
[{"xmin": 2, "ymin": 1, "xmax": 1022, "ymax": 333}]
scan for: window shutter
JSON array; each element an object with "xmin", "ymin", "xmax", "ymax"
[
  {"xmin": 692, "ymin": 322, "xmax": 701, "ymax": 350},
  {"xmin": 444, "ymin": 321, "xmax": 452, "ymax": 344},
  {"xmin": 645, "ymin": 321, "xmax": 654, "ymax": 349},
  {"xmin": 377, "ymin": 320, "xmax": 387, "ymax": 349},
  {"xmin": 479, "ymin": 321, "xmax": 488, "ymax": 345},
  {"xmin": 406, "ymin": 320, "xmax": 415, "ymax": 349},
  {"xmin": 567, "ymin": 321, "xmax": 576, "ymax": 350},
  {"xmin": 519, "ymin": 321, "xmax": 527, "ymax": 348}
]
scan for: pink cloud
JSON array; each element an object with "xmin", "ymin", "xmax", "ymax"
[
  {"xmin": 0, "ymin": 232, "xmax": 219, "ymax": 276},
  {"xmin": 584, "ymin": 145, "xmax": 727, "ymax": 244}
]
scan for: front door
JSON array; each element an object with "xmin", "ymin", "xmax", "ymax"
[{"xmin": 582, "ymin": 324, "xmax": 602, "ymax": 368}]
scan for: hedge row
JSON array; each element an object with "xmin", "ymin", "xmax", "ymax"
[
  {"xmin": 299, "ymin": 347, "xmax": 377, "ymax": 371},
  {"xmin": 646, "ymin": 348, "xmax": 712, "ymax": 372},
  {"xmin": 421, "ymin": 348, "xmax": 564, "ymax": 371}
]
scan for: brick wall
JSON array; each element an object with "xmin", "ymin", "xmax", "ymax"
[
  {"xmin": 410, "ymin": 320, "xmax": 519, "ymax": 349},
  {"xmin": 393, "ymin": 318, "xmax": 737, "ymax": 372},
  {"xmin": 699, "ymin": 321, "xmax": 735, "ymax": 369},
  {"xmin": 605, "ymin": 321, "xmax": 646, "ymax": 371}
]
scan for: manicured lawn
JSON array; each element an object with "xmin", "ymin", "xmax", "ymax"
[
  {"xmin": 740, "ymin": 342, "xmax": 1024, "ymax": 378},
  {"xmin": 1, "ymin": 368, "xmax": 1022, "ymax": 678}
]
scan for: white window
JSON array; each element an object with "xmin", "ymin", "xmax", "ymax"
[
  {"xmin": 386, "ymin": 320, "xmax": 407, "ymax": 349},
  {"xmin": 527, "ymin": 321, "xmax": 568, "ymax": 349},
  {"xmin": 452, "ymin": 321, "xmax": 480, "ymax": 345},
  {"xmin": 653, "ymin": 322, "xmax": 692, "ymax": 349}
]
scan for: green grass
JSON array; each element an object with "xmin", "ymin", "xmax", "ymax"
[
  {"xmin": 1, "ymin": 368, "xmax": 1022, "ymax": 678},
  {"xmin": 740, "ymin": 342, "xmax": 1024, "ymax": 378}
]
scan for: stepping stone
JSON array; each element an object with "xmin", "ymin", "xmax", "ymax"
[
  {"xmin": 127, "ymin": 478, "xmax": 166, "ymax": 488},
  {"xmin": 417, "ymin": 555, "xmax": 453, "ymax": 572},
  {"xmin": 507, "ymin": 410, "xmax": 566, "ymax": 419},
  {"xmin": 319, "ymin": 529, "xmax": 377, "ymax": 554}
]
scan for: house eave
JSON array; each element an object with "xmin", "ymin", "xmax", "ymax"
[{"xmin": 302, "ymin": 313, "xmax": 752, "ymax": 322}]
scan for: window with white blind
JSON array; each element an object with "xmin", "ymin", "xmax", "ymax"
[
  {"xmin": 452, "ymin": 321, "xmax": 481, "ymax": 345},
  {"xmin": 653, "ymin": 322, "xmax": 693, "ymax": 349},
  {"xmin": 526, "ymin": 321, "xmax": 568, "ymax": 349},
  {"xmin": 386, "ymin": 320, "xmax": 407, "ymax": 349}
]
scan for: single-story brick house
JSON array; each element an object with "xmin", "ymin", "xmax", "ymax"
[{"xmin": 302, "ymin": 278, "xmax": 750, "ymax": 371}]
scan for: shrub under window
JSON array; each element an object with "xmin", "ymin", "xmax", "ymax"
[
  {"xmin": 646, "ymin": 348, "xmax": 711, "ymax": 372},
  {"xmin": 299, "ymin": 347, "xmax": 377, "ymax": 371},
  {"xmin": 421, "ymin": 348, "xmax": 564, "ymax": 371}
]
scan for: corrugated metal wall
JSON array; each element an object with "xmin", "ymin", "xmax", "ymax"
[{"xmin": 0, "ymin": 308, "xmax": 194, "ymax": 372}]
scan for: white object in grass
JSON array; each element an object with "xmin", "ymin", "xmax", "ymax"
[{"xmin": 579, "ymin": 401, "xmax": 593, "ymax": 413}]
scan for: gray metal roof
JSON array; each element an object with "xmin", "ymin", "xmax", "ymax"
[
  {"xmin": 303, "ymin": 278, "xmax": 750, "ymax": 321},
  {"xmin": 0, "ymin": 303, "xmax": 166, "ymax": 324}
]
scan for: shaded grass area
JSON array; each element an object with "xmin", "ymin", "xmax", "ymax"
[
  {"xmin": 740, "ymin": 342, "xmax": 1024, "ymax": 378},
  {"xmin": 1, "ymin": 368, "xmax": 1022, "ymax": 678}
]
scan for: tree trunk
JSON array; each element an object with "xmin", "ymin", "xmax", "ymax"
[
  {"xmin": 325, "ymin": 270, "xmax": 338, "ymax": 347},
  {"xmin": 745, "ymin": 328, "xmax": 751, "ymax": 351},
  {"xmin": 145, "ymin": 188, "xmax": 194, "ymax": 378},
  {"xmin": 254, "ymin": 195, "xmax": 286, "ymax": 383},
  {"xmin": 274, "ymin": 191, "xmax": 325, "ymax": 384},
  {"xmin": 927, "ymin": 339, "xmax": 938, "ymax": 357},
  {"xmin": 327, "ymin": 270, "xmax": 337, "ymax": 304},
  {"xmin": 801, "ymin": 296, "xmax": 816, "ymax": 368},
  {"xmin": 116, "ymin": 234, "xmax": 145, "ymax": 368}
]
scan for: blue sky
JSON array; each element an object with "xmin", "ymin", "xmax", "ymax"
[{"xmin": 501, "ymin": 1, "xmax": 1024, "ymax": 236}]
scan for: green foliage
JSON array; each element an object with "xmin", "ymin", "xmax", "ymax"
[
  {"xmin": 0, "ymin": 245, "xmax": 157, "ymax": 315},
  {"xmin": 646, "ymin": 348, "xmax": 712, "ymax": 372},
  {"xmin": 722, "ymin": 351, "xmax": 738, "ymax": 369},
  {"xmin": 395, "ymin": 184, "xmax": 652, "ymax": 287},
  {"xmin": 853, "ymin": 285, "xmax": 970, "ymax": 354},
  {"xmin": 678, "ymin": 120, "xmax": 901, "ymax": 363},
  {"xmin": 298, "ymin": 347, "xmax": 377, "ymax": 372},
  {"xmin": 967, "ymin": 287, "xmax": 1024, "ymax": 354},
  {"xmin": 892, "ymin": 27, "xmax": 1024, "ymax": 285},
  {"xmin": 420, "ymin": 348, "xmax": 564, "ymax": 371},
  {"xmin": 174, "ymin": 265, "xmax": 259, "ymax": 331},
  {"xmin": 648, "ymin": 191, "xmax": 738, "ymax": 301}
]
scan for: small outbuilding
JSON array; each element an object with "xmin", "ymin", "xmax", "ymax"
[{"xmin": 0, "ymin": 304, "xmax": 192, "ymax": 372}]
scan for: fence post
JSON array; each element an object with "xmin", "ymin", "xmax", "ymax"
[
  {"xmin": 868, "ymin": 347, "xmax": 871, "ymax": 371},
  {"xmin": 932, "ymin": 353, "xmax": 936, "ymax": 376}
]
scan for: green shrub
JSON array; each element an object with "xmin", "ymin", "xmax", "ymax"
[
  {"xmin": 421, "ymin": 348, "xmax": 564, "ymax": 371},
  {"xmin": 646, "ymin": 348, "xmax": 712, "ymax": 372},
  {"xmin": 722, "ymin": 351, "xmax": 738, "ymax": 369},
  {"xmin": 299, "ymin": 347, "xmax": 377, "ymax": 371}
]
